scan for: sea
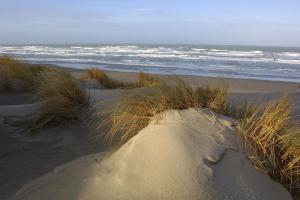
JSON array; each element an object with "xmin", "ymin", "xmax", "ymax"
[{"xmin": 0, "ymin": 44, "xmax": 300, "ymax": 83}]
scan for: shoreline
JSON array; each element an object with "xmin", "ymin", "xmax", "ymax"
[
  {"xmin": 42, "ymin": 62, "xmax": 300, "ymax": 84},
  {"xmin": 61, "ymin": 65, "xmax": 300, "ymax": 118},
  {"xmin": 59, "ymin": 65, "xmax": 299, "ymax": 93}
]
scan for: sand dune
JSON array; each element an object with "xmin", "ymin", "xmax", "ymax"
[
  {"xmin": 1, "ymin": 64, "xmax": 298, "ymax": 199},
  {"xmin": 9, "ymin": 109, "xmax": 292, "ymax": 200}
]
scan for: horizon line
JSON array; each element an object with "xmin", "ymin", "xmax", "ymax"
[{"xmin": 1, "ymin": 42, "xmax": 300, "ymax": 48}]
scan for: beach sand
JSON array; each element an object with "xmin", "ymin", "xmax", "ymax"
[
  {"xmin": 0, "ymin": 69, "xmax": 299, "ymax": 199},
  {"xmin": 80, "ymin": 69, "xmax": 300, "ymax": 118},
  {"xmin": 7, "ymin": 110, "xmax": 292, "ymax": 200}
]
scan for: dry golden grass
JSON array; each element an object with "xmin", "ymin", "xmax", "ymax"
[
  {"xmin": 137, "ymin": 72, "xmax": 160, "ymax": 87},
  {"xmin": 83, "ymin": 68, "xmax": 109, "ymax": 80},
  {"xmin": 91, "ymin": 79, "xmax": 229, "ymax": 146},
  {"xmin": 240, "ymin": 97, "xmax": 300, "ymax": 191},
  {"xmin": 32, "ymin": 69, "xmax": 88, "ymax": 130},
  {"xmin": 280, "ymin": 127, "xmax": 300, "ymax": 191},
  {"xmin": 91, "ymin": 75, "xmax": 300, "ymax": 192},
  {"xmin": 208, "ymin": 85, "xmax": 229, "ymax": 114},
  {"xmin": 83, "ymin": 68, "xmax": 138, "ymax": 89},
  {"xmin": 83, "ymin": 68, "xmax": 160, "ymax": 89},
  {"xmin": 0, "ymin": 56, "xmax": 43, "ymax": 91},
  {"xmin": 4, "ymin": 56, "xmax": 295, "ymax": 192}
]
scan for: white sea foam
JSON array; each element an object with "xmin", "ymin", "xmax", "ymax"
[
  {"xmin": 210, "ymin": 49, "xmax": 227, "ymax": 52},
  {"xmin": 192, "ymin": 48, "xmax": 207, "ymax": 51},
  {"xmin": 1, "ymin": 45, "xmax": 300, "ymax": 82},
  {"xmin": 277, "ymin": 59, "xmax": 300, "ymax": 65},
  {"xmin": 277, "ymin": 52, "xmax": 300, "ymax": 57},
  {"xmin": 206, "ymin": 50, "xmax": 263, "ymax": 57},
  {"xmin": 272, "ymin": 68, "xmax": 297, "ymax": 72}
]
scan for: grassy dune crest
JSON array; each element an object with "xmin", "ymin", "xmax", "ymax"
[
  {"xmin": 92, "ymin": 79, "xmax": 229, "ymax": 146},
  {"xmin": 92, "ymin": 79, "xmax": 300, "ymax": 192},
  {"xmin": 32, "ymin": 69, "xmax": 88, "ymax": 129}
]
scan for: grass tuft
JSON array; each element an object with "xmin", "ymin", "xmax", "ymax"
[
  {"xmin": 0, "ymin": 56, "xmax": 43, "ymax": 92},
  {"xmin": 240, "ymin": 97, "xmax": 300, "ymax": 191},
  {"xmin": 91, "ymin": 76, "xmax": 300, "ymax": 193},
  {"xmin": 32, "ymin": 69, "xmax": 88, "ymax": 130},
  {"xmin": 137, "ymin": 72, "xmax": 160, "ymax": 87},
  {"xmin": 83, "ymin": 68, "xmax": 160, "ymax": 89},
  {"xmin": 91, "ymin": 78, "xmax": 229, "ymax": 146},
  {"xmin": 83, "ymin": 68, "xmax": 137, "ymax": 89},
  {"xmin": 83, "ymin": 68, "xmax": 109, "ymax": 80}
]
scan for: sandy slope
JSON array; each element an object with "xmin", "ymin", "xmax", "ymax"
[{"xmin": 9, "ymin": 109, "xmax": 292, "ymax": 200}]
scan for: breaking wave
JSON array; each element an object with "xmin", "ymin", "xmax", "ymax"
[{"xmin": 0, "ymin": 45, "xmax": 299, "ymax": 82}]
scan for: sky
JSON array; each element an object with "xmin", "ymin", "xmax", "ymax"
[{"xmin": 0, "ymin": 0, "xmax": 300, "ymax": 46}]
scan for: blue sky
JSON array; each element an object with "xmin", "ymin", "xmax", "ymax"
[{"xmin": 0, "ymin": 0, "xmax": 300, "ymax": 46}]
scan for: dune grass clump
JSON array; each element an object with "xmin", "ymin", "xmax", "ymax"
[
  {"xmin": 240, "ymin": 97, "xmax": 300, "ymax": 191},
  {"xmin": 90, "ymin": 73, "xmax": 300, "ymax": 193},
  {"xmin": 91, "ymin": 73, "xmax": 300, "ymax": 191},
  {"xmin": 83, "ymin": 68, "xmax": 137, "ymax": 89},
  {"xmin": 83, "ymin": 68, "xmax": 109, "ymax": 80},
  {"xmin": 92, "ymin": 79, "xmax": 229, "ymax": 146},
  {"xmin": 207, "ymin": 85, "xmax": 229, "ymax": 114},
  {"xmin": 137, "ymin": 72, "xmax": 160, "ymax": 87},
  {"xmin": 281, "ymin": 127, "xmax": 300, "ymax": 191},
  {"xmin": 83, "ymin": 68, "xmax": 160, "ymax": 89},
  {"xmin": 32, "ymin": 69, "xmax": 88, "ymax": 129},
  {"xmin": 0, "ymin": 56, "xmax": 43, "ymax": 92}
]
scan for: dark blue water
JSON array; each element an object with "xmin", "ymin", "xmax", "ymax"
[{"xmin": 1, "ymin": 44, "xmax": 300, "ymax": 82}]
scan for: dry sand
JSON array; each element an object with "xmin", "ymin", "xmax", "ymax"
[
  {"xmin": 0, "ymin": 70, "xmax": 299, "ymax": 199},
  {"xmin": 8, "ymin": 109, "xmax": 292, "ymax": 200}
]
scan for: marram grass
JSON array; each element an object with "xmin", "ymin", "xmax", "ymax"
[
  {"xmin": 83, "ymin": 68, "xmax": 134, "ymax": 89},
  {"xmin": 91, "ymin": 79, "xmax": 229, "ymax": 147},
  {"xmin": 137, "ymin": 72, "xmax": 160, "ymax": 87},
  {"xmin": 2, "ymin": 57, "xmax": 299, "ymax": 193},
  {"xmin": 240, "ymin": 97, "xmax": 300, "ymax": 192},
  {"xmin": 83, "ymin": 68, "xmax": 160, "ymax": 89},
  {"xmin": 0, "ymin": 57, "xmax": 89, "ymax": 129},
  {"xmin": 0, "ymin": 56, "xmax": 43, "ymax": 91},
  {"xmin": 91, "ymin": 79, "xmax": 300, "ymax": 193},
  {"xmin": 31, "ymin": 69, "xmax": 88, "ymax": 130}
]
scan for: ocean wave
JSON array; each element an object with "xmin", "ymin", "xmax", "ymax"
[
  {"xmin": 1, "ymin": 46, "xmax": 299, "ymax": 66},
  {"xmin": 192, "ymin": 48, "xmax": 207, "ymax": 52},
  {"xmin": 206, "ymin": 50, "xmax": 264, "ymax": 57},
  {"xmin": 0, "ymin": 46, "xmax": 264, "ymax": 58},
  {"xmin": 272, "ymin": 68, "xmax": 297, "ymax": 72},
  {"xmin": 277, "ymin": 52, "xmax": 300, "ymax": 57},
  {"xmin": 277, "ymin": 59, "xmax": 300, "ymax": 65},
  {"xmin": 1, "ymin": 45, "xmax": 300, "ymax": 83},
  {"xmin": 210, "ymin": 49, "xmax": 227, "ymax": 52}
]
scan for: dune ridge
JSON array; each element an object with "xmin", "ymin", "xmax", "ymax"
[{"xmin": 9, "ymin": 109, "xmax": 292, "ymax": 200}]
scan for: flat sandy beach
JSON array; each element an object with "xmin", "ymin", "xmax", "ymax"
[{"xmin": 79, "ymin": 69, "xmax": 300, "ymax": 116}]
